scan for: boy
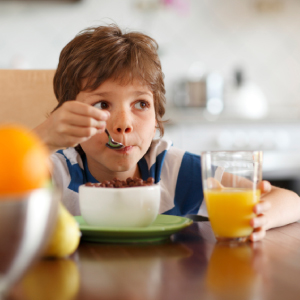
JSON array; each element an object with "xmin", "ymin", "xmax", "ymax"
[{"xmin": 34, "ymin": 24, "xmax": 300, "ymax": 242}]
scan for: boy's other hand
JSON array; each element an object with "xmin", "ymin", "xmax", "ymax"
[
  {"xmin": 258, "ymin": 180, "xmax": 272, "ymax": 195},
  {"xmin": 249, "ymin": 180, "xmax": 272, "ymax": 242},
  {"xmin": 34, "ymin": 101, "xmax": 109, "ymax": 153}
]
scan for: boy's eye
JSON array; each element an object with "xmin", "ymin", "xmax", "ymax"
[
  {"xmin": 134, "ymin": 101, "xmax": 149, "ymax": 110},
  {"xmin": 94, "ymin": 101, "xmax": 109, "ymax": 110}
]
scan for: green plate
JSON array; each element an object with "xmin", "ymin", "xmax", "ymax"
[{"xmin": 75, "ymin": 214, "xmax": 193, "ymax": 244}]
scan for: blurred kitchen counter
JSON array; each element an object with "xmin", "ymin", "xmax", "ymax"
[
  {"xmin": 163, "ymin": 105, "xmax": 300, "ymax": 194},
  {"xmin": 164, "ymin": 105, "xmax": 300, "ymax": 125}
]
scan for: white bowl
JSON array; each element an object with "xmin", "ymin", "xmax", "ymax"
[{"xmin": 79, "ymin": 184, "xmax": 160, "ymax": 227}]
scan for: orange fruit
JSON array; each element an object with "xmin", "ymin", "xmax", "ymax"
[{"xmin": 0, "ymin": 124, "xmax": 50, "ymax": 195}]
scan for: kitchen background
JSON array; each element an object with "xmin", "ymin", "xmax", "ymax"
[{"xmin": 1, "ymin": 0, "xmax": 300, "ymax": 192}]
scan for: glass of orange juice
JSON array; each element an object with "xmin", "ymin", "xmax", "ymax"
[{"xmin": 201, "ymin": 151, "xmax": 263, "ymax": 243}]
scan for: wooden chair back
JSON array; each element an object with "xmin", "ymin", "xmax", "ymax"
[{"xmin": 0, "ymin": 69, "xmax": 57, "ymax": 129}]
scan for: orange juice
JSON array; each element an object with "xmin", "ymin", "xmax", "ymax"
[{"xmin": 204, "ymin": 188, "xmax": 260, "ymax": 239}]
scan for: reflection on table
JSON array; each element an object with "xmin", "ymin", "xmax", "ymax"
[{"xmin": 7, "ymin": 221, "xmax": 300, "ymax": 300}]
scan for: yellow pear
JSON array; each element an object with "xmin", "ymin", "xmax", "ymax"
[{"xmin": 43, "ymin": 202, "xmax": 81, "ymax": 258}]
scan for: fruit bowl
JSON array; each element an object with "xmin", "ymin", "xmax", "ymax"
[
  {"xmin": 0, "ymin": 188, "xmax": 59, "ymax": 298},
  {"xmin": 79, "ymin": 183, "xmax": 160, "ymax": 228}
]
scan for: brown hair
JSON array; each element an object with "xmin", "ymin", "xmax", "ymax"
[{"xmin": 53, "ymin": 24, "xmax": 166, "ymax": 136}]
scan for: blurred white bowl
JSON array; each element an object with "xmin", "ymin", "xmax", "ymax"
[
  {"xmin": 79, "ymin": 184, "xmax": 160, "ymax": 227},
  {"xmin": 0, "ymin": 188, "xmax": 58, "ymax": 297}
]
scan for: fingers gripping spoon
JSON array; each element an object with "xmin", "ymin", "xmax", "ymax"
[{"xmin": 105, "ymin": 129, "xmax": 125, "ymax": 150}]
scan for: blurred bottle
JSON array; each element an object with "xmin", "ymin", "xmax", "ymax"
[{"xmin": 231, "ymin": 68, "xmax": 268, "ymax": 119}]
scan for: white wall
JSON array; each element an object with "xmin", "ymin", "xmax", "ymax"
[{"xmin": 0, "ymin": 0, "xmax": 300, "ymax": 107}]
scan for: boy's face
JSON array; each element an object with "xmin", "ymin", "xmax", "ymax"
[{"xmin": 76, "ymin": 78, "xmax": 157, "ymax": 181}]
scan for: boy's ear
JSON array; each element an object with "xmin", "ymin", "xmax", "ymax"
[
  {"xmin": 154, "ymin": 120, "xmax": 158, "ymax": 133},
  {"xmin": 152, "ymin": 120, "xmax": 157, "ymax": 139}
]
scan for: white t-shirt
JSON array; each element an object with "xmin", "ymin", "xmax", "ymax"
[{"xmin": 50, "ymin": 138, "xmax": 205, "ymax": 216}]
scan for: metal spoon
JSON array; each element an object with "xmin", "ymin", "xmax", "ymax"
[{"xmin": 105, "ymin": 129, "xmax": 125, "ymax": 150}]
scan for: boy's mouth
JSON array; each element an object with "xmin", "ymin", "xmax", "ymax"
[{"xmin": 114, "ymin": 146, "xmax": 133, "ymax": 153}]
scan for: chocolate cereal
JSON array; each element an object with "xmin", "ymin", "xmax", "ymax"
[{"xmin": 85, "ymin": 177, "xmax": 155, "ymax": 188}]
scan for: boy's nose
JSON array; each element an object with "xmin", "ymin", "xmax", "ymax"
[{"xmin": 112, "ymin": 110, "xmax": 133, "ymax": 134}]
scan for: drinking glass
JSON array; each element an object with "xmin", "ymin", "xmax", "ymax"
[{"xmin": 201, "ymin": 151, "xmax": 263, "ymax": 243}]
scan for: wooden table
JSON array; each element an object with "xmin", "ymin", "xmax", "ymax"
[{"xmin": 8, "ymin": 221, "xmax": 300, "ymax": 300}]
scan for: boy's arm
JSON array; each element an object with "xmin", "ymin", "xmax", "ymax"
[
  {"xmin": 260, "ymin": 185, "xmax": 300, "ymax": 230},
  {"xmin": 249, "ymin": 182, "xmax": 300, "ymax": 241},
  {"xmin": 33, "ymin": 101, "xmax": 109, "ymax": 153}
]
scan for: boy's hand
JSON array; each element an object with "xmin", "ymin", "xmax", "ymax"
[
  {"xmin": 249, "ymin": 180, "xmax": 272, "ymax": 242},
  {"xmin": 34, "ymin": 101, "xmax": 109, "ymax": 153}
]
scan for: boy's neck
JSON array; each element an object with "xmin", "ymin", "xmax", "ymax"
[
  {"xmin": 95, "ymin": 167, "xmax": 141, "ymax": 183},
  {"xmin": 85, "ymin": 156, "xmax": 141, "ymax": 182}
]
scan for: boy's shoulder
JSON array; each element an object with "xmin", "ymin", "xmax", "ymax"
[
  {"xmin": 149, "ymin": 138, "xmax": 173, "ymax": 153},
  {"xmin": 143, "ymin": 138, "xmax": 200, "ymax": 173},
  {"xmin": 51, "ymin": 147, "xmax": 84, "ymax": 169},
  {"xmin": 144, "ymin": 138, "xmax": 181, "ymax": 165},
  {"xmin": 147, "ymin": 138, "xmax": 199, "ymax": 160}
]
